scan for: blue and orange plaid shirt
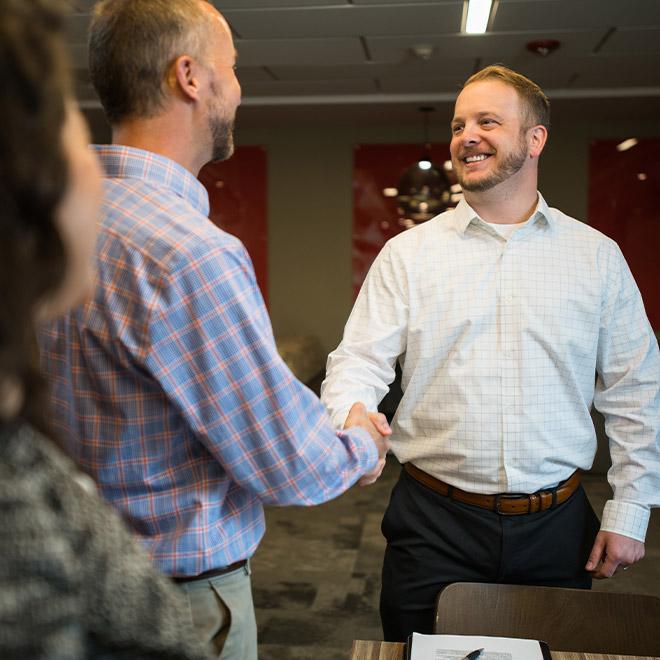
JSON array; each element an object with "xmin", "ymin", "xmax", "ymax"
[{"xmin": 39, "ymin": 145, "xmax": 377, "ymax": 577}]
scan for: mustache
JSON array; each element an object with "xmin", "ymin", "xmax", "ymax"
[{"xmin": 458, "ymin": 149, "xmax": 494, "ymax": 159}]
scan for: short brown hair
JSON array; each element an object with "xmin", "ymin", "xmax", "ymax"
[
  {"xmin": 89, "ymin": 0, "xmax": 212, "ymax": 124},
  {"xmin": 463, "ymin": 65, "xmax": 550, "ymax": 130}
]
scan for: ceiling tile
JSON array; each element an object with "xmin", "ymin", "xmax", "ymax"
[
  {"xmin": 497, "ymin": 0, "xmax": 660, "ymax": 30},
  {"xmin": 223, "ymin": 3, "xmax": 462, "ymax": 39},
  {"xmin": 241, "ymin": 78, "xmax": 379, "ymax": 96},
  {"xmin": 377, "ymin": 74, "xmax": 467, "ymax": 94},
  {"xmin": 564, "ymin": 54, "xmax": 660, "ymax": 87},
  {"xmin": 269, "ymin": 58, "xmax": 475, "ymax": 81},
  {"xmin": 236, "ymin": 67, "xmax": 275, "ymax": 82},
  {"xmin": 216, "ymin": 0, "xmax": 347, "ymax": 7},
  {"xmin": 599, "ymin": 27, "xmax": 660, "ymax": 54},
  {"xmin": 236, "ymin": 37, "xmax": 366, "ymax": 67},
  {"xmin": 352, "ymin": 0, "xmax": 462, "ymax": 5}
]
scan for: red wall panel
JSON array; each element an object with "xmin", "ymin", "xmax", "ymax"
[
  {"xmin": 353, "ymin": 143, "xmax": 451, "ymax": 296},
  {"xmin": 588, "ymin": 139, "xmax": 659, "ymax": 329},
  {"xmin": 198, "ymin": 146, "xmax": 268, "ymax": 306}
]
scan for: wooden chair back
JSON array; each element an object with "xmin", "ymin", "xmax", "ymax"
[{"xmin": 434, "ymin": 582, "xmax": 660, "ymax": 656}]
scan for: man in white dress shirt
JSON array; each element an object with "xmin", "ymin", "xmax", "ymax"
[{"xmin": 321, "ymin": 65, "xmax": 660, "ymax": 641}]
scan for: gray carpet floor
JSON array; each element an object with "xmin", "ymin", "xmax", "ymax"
[{"xmin": 251, "ymin": 457, "xmax": 660, "ymax": 659}]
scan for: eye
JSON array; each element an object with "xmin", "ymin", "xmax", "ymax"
[
  {"xmin": 480, "ymin": 118, "xmax": 498, "ymax": 128},
  {"xmin": 451, "ymin": 124, "xmax": 463, "ymax": 135}
]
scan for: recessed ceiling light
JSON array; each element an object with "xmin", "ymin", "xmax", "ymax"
[{"xmin": 463, "ymin": 0, "xmax": 494, "ymax": 35}]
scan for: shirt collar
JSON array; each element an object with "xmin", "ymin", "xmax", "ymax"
[
  {"xmin": 92, "ymin": 144, "xmax": 210, "ymax": 217},
  {"xmin": 452, "ymin": 191, "xmax": 554, "ymax": 235}
]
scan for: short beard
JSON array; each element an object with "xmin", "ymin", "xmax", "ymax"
[
  {"xmin": 206, "ymin": 79, "xmax": 235, "ymax": 163},
  {"xmin": 458, "ymin": 134, "xmax": 528, "ymax": 192},
  {"xmin": 210, "ymin": 114, "xmax": 235, "ymax": 162}
]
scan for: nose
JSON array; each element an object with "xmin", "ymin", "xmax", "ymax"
[
  {"xmin": 232, "ymin": 74, "xmax": 242, "ymax": 107},
  {"xmin": 460, "ymin": 122, "xmax": 480, "ymax": 146}
]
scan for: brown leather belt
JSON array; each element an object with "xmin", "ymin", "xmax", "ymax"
[
  {"xmin": 404, "ymin": 463, "xmax": 581, "ymax": 515},
  {"xmin": 172, "ymin": 559, "xmax": 247, "ymax": 583}
]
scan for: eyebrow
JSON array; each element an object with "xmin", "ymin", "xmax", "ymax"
[{"xmin": 451, "ymin": 111, "xmax": 504, "ymax": 125}]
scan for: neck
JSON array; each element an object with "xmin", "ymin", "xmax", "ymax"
[
  {"xmin": 463, "ymin": 167, "xmax": 539, "ymax": 224},
  {"xmin": 465, "ymin": 188, "xmax": 539, "ymax": 225},
  {"xmin": 112, "ymin": 112, "xmax": 208, "ymax": 176}
]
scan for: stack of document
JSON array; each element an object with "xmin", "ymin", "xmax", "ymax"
[{"xmin": 406, "ymin": 633, "xmax": 551, "ymax": 660}]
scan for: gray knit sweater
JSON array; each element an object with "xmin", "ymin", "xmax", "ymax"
[{"xmin": 0, "ymin": 423, "xmax": 210, "ymax": 659}]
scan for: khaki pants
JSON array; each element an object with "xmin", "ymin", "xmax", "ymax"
[{"xmin": 178, "ymin": 561, "xmax": 258, "ymax": 660}]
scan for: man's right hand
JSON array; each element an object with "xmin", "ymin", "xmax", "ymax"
[{"xmin": 343, "ymin": 402, "xmax": 391, "ymax": 486}]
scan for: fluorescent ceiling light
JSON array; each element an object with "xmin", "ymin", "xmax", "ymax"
[
  {"xmin": 464, "ymin": 0, "xmax": 493, "ymax": 34},
  {"xmin": 616, "ymin": 138, "xmax": 638, "ymax": 152}
]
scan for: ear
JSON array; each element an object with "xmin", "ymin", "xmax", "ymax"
[
  {"xmin": 527, "ymin": 124, "xmax": 548, "ymax": 159},
  {"xmin": 170, "ymin": 54, "xmax": 202, "ymax": 102}
]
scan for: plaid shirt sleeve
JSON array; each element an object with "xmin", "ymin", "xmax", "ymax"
[{"xmin": 144, "ymin": 234, "xmax": 378, "ymax": 505}]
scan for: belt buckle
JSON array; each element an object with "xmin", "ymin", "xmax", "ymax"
[{"xmin": 495, "ymin": 492, "xmax": 528, "ymax": 515}]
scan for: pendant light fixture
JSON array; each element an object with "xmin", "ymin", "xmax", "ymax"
[{"xmin": 396, "ymin": 107, "xmax": 451, "ymax": 224}]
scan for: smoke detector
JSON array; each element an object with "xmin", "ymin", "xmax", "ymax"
[
  {"xmin": 526, "ymin": 39, "xmax": 560, "ymax": 57},
  {"xmin": 410, "ymin": 44, "xmax": 435, "ymax": 61}
]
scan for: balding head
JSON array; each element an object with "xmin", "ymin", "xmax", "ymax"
[{"xmin": 89, "ymin": 0, "xmax": 228, "ymax": 124}]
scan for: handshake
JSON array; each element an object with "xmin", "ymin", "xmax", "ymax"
[{"xmin": 344, "ymin": 402, "xmax": 392, "ymax": 487}]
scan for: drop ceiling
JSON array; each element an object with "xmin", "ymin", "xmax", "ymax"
[{"xmin": 66, "ymin": 0, "xmax": 660, "ymax": 127}]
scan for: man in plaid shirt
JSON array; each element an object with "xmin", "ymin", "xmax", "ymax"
[{"xmin": 38, "ymin": 1, "xmax": 389, "ymax": 658}]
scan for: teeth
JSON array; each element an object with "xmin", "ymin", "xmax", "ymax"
[{"xmin": 465, "ymin": 154, "xmax": 489, "ymax": 163}]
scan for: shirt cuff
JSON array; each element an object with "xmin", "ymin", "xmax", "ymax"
[
  {"xmin": 330, "ymin": 406, "xmax": 352, "ymax": 430},
  {"xmin": 338, "ymin": 425, "xmax": 379, "ymax": 473},
  {"xmin": 600, "ymin": 499, "xmax": 650, "ymax": 542}
]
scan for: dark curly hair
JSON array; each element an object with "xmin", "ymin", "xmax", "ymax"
[{"xmin": 0, "ymin": 0, "xmax": 70, "ymax": 430}]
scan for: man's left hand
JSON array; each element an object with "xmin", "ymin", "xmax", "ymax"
[{"xmin": 585, "ymin": 530, "xmax": 645, "ymax": 579}]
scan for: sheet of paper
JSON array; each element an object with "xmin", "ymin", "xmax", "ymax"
[{"xmin": 409, "ymin": 632, "xmax": 545, "ymax": 660}]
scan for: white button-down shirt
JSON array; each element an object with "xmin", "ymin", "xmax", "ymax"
[{"xmin": 321, "ymin": 194, "xmax": 660, "ymax": 541}]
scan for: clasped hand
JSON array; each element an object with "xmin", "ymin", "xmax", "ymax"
[{"xmin": 343, "ymin": 402, "xmax": 391, "ymax": 486}]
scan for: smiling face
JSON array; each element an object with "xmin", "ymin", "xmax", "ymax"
[{"xmin": 450, "ymin": 79, "xmax": 532, "ymax": 193}]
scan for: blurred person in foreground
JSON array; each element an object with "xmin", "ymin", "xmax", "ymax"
[
  {"xmin": 38, "ymin": 1, "xmax": 390, "ymax": 657},
  {"xmin": 321, "ymin": 65, "xmax": 660, "ymax": 640},
  {"xmin": 0, "ymin": 1, "xmax": 212, "ymax": 658}
]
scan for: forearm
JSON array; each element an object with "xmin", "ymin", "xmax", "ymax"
[
  {"xmin": 321, "ymin": 346, "xmax": 395, "ymax": 428},
  {"xmin": 219, "ymin": 374, "xmax": 379, "ymax": 506}
]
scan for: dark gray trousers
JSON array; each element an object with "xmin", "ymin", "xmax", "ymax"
[{"xmin": 380, "ymin": 467, "xmax": 600, "ymax": 642}]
